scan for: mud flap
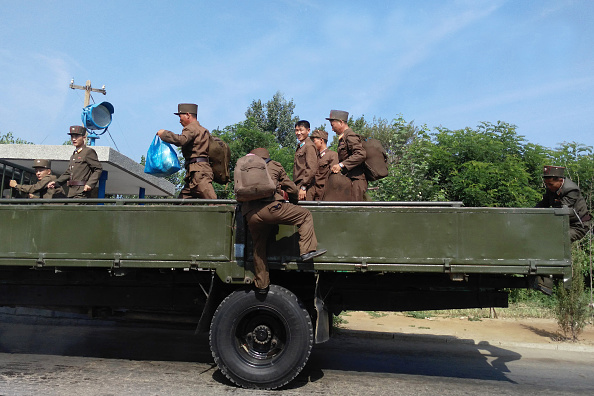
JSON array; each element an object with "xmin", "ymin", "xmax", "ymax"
[{"xmin": 314, "ymin": 273, "xmax": 330, "ymax": 343}]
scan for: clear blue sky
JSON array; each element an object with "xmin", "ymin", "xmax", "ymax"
[{"xmin": 1, "ymin": 0, "xmax": 592, "ymax": 162}]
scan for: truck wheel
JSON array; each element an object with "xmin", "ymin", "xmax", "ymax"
[{"xmin": 209, "ymin": 284, "xmax": 313, "ymax": 389}]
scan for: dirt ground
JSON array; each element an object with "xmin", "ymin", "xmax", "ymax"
[{"xmin": 340, "ymin": 311, "xmax": 594, "ymax": 348}]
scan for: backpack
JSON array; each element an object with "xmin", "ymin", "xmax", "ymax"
[
  {"xmin": 344, "ymin": 133, "xmax": 389, "ymax": 182},
  {"xmin": 234, "ymin": 154, "xmax": 277, "ymax": 202},
  {"xmin": 361, "ymin": 137, "xmax": 388, "ymax": 181},
  {"xmin": 208, "ymin": 134, "xmax": 231, "ymax": 184}
]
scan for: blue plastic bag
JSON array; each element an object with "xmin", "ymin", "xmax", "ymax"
[{"xmin": 144, "ymin": 136, "xmax": 181, "ymax": 177}]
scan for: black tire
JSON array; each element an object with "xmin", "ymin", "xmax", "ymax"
[{"xmin": 209, "ymin": 284, "xmax": 314, "ymax": 389}]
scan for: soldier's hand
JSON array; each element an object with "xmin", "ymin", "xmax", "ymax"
[
  {"xmin": 298, "ymin": 189, "xmax": 306, "ymax": 200},
  {"xmin": 9, "ymin": 180, "xmax": 17, "ymax": 188},
  {"xmin": 331, "ymin": 164, "xmax": 341, "ymax": 174},
  {"xmin": 47, "ymin": 181, "xmax": 56, "ymax": 189},
  {"xmin": 156, "ymin": 129, "xmax": 165, "ymax": 137},
  {"xmin": 83, "ymin": 185, "xmax": 92, "ymax": 192}
]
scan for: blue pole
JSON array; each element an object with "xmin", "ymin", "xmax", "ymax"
[
  {"xmin": 98, "ymin": 170, "xmax": 108, "ymax": 198},
  {"xmin": 139, "ymin": 187, "xmax": 146, "ymax": 199}
]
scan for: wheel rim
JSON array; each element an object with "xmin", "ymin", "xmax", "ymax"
[{"xmin": 233, "ymin": 306, "xmax": 288, "ymax": 366}]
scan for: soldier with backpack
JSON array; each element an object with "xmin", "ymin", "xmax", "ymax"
[
  {"xmin": 328, "ymin": 110, "xmax": 368, "ymax": 201},
  {"xmin": 235, "ymin": 148, "xmax": 326, "ymax": 294},
  {"xmin": 157, "ymin": 103, "xmax": 217, "ymax": 199}
]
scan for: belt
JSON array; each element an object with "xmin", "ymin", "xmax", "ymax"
[
  {"xmin": 67, "ymin": 180, "xmax": 86, "ymax": 186},
  {"xmin": 186, "ymin": 157, "xmax": 208, "ymax": 165}
]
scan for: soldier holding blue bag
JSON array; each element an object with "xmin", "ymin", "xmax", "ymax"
[{"xmin": 157, "ymin": 103, "xmax": 216, "ymax": 199}]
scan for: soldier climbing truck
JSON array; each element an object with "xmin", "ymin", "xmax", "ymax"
[{"xmin": 0, "ymin": 199, "xmax": 572, "ymax": 389}]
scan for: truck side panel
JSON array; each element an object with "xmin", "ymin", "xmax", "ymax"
[{"xmin": 0, "ymin": 204, "xmax": 236, "ymax": 268}]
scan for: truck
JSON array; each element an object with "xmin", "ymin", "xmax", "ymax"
[{"xmin": 0, "ymin": 198, "xmax": 572, "ymax": 389}]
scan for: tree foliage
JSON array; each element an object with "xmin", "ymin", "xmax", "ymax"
[
  {"xmin": 0, "ymin": 131, "xmax": 32, "ymax": 144},
  {"xmin": 245, "ymin": 91, "xmax": 299, "ymax": 150},
  {"xmin": 427, "ymin": 122, "xmax": 545, "ymax": 207}
]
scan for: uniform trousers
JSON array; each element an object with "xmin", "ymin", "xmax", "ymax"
[
  {"xmin": 179, "ymin": 162, "xmax": 217, "ymax": 199},
  {"xmin": 570, "ymin": 223, "xmax": 591, "ymax": 243},
  {"xmin": 351, "ymin": 178, "xmax": 368, "ymax": 201},
  {"xmin": 244, "ymin": 201, "xmax": 317, "ymax": 288}
]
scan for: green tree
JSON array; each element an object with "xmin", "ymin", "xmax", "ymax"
[
  {"xmin": 343, "ymin": 115, "xmax": 443, "ymax": 201},
  {"xmin": 427, "ymin": 122, "xmax": 546, "ymax": 207},
  {"xmin": 245, "ymin": 91, "xmax": 299, "ymax": 149},
  {"xmin": 0, "ymin": 132, "xmax": 32, "ymax": 144}
]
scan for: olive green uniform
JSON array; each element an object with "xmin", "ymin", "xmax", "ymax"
[
  {"xmin": 293, "ymin": 138, "xmax": 318, "ymax": 200},
  {"xmin": 313, "ymin": 148, "xmax": 339, "ymax": 201},
  {"xmin": 13, "ymin": 174, "xmax": 65, "ymax": 199},
  {"xmin": 55, "ymin": 147, "xmax": 103, "ymax": 198},
  {"xmin": 241, "ymin": 160, "xmax": 318, "ymax": 289},
  {"xmin": 336, "ymin": 128, "xmax": 367, "ymax": 200},
  {"xmin": 160, "ymin": 120, "xmax": 216, "ymax": 199},
  {"xmin": 536, "ymin": 177, "xmax": 591, "ymax": 242}
]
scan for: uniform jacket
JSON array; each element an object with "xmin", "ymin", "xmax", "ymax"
[
  {"xmin": 160, "ymin": 120, "xmax": 210, "ymax": 173},
  {"xmin": 313, "ymin": 148, "xmax": 339, "ymax": 200},
  {"xmin": 14, "ymin": 174, "xmax": 65, "ymax": 199},
  {"xmin": 293, "ymin": 138, "xmax": 318, "ymax": 190},
  {"xmin": 241, "ymin": 159, "xmax": 299, "ymax": 216},
  {"xmin": 55, "ymin": 146, "xmax": 103, "ymax": 197},
  {"xmin": 536, "ymin": 177, "xmax": 591, "ymax": 226},
  {"xmin": 337, "ymin": 128, "xmax": 366, "ymax": 180}
]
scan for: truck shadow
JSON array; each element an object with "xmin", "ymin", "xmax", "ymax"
[
  {"xmin": 287, "ymin": 329, "xmax": 522, "ymax": 389},
  {"xmin": 0, "ymin": 317, "xmax": 522, "ymax": 389}
]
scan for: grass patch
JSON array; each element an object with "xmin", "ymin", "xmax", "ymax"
[
  {"xmin": 406, "ymin": 311, "xmax": 434, "ymax": 319},
  {"xmin": 365, "ymin": 311, "xmax": 388, "ymax": 319},
  {"xmin": 332, "ymin": 312, "xmax": 349, "ymax": 328}
]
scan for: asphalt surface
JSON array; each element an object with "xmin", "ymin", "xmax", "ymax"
[{"xmin": 0, "ymin": 311, "xmax": 593, "ymax": 395}]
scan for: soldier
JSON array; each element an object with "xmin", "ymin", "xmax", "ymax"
[
  {"xmin": 536, "ymin": 165, "xmax": 591, "ymax": 242},
  {"xmin": 310, "ymin": 129, "xmax": 339, "ymax": 201},
  {"xmin": 48, "ymin": 126, "xmax": 102, "ymax": 198},
  {"xmin": 157, "ymin": 103, "xmax": 216, "ymax": 200},
  {"xmin": 293, "ymin": 120, "xmax": 318, "ymax": 201},
  {"xmin": 327, "ymin": 110, "xmax": 367, "ymax": 201},
  {"xmin": 9, "ymin": 159, "xmax": 65, "ymax": 199},
  {"xmin": 241, "ymin": 148, "xmax": 326, "ymax": 294}
]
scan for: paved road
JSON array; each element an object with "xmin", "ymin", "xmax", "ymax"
[{"xmin": 0, "ymin": 319, "xmax": 592, "ymax": 395}]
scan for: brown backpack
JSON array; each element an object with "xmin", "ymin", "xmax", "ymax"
[
  {"xmin": 323, "ymin": 173, "xmax": 352, "ymax": 201},
  {"xmin": 361, "ymin": 137, "xmax": 388, "ymax": 181},
  {"xmin": 234, "ymin": 155, "xmax": 277, "ymax": 202},
  {"xmin": 208, "ymin": 135, "xmax": 231, "ymax": 184}
]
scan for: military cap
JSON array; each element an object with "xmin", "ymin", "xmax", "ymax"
[
  {"xmin": 250, "ymin": 148, "xmax": 270, "ymax": 159},
  {"xmin": 68, "ymin": 125, "xmax": 86, "ymax": 135},
  {"xmin": 310, "ymin": 129, "xmax": 328, "ymax": 141},
  {"xmin": 325, "ymin": 110, "xmax": 349, "ymax": 122},
  {"xmin": 543, "ymin": 165, "xmax": 565, "ymax": 178},
  {"xmin": 32, "ymin": 159, "xmax": 51, "ymax": 169},
  {"xmin": 174, "ymin": 103, "xmax": 198, "ymax": 115}
]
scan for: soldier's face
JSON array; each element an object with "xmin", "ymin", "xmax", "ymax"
[
  {"xmin": 330, "ymin": 120, "xmax": 345, "ymax": 134},
  {"xmin": 34, "ymin": 168, "xmax": 51, "ymax": 180},
  {"xmin": 71, "ymin": 134, "xmax": 85, "ymax": 148},
  {"xmin": 179, "ymin": 113, "xmax": 192, "ymax": 127},
  {"xmin": 295, "ymin": 125, "xmax": 309, "ymax": 142},
  {"xmin": 543, "ymin": 177, "xmax": 563, "ymax": 192},
  {"xmin": 311, "ymin": 137, "xmax": 323, "ymax": 151}
]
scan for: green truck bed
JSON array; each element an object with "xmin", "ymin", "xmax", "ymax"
[{"xmin": 0, "ymin": 200, "xmax": 572, "ymax": 280}]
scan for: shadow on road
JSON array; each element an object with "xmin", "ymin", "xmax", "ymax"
[
  {"xmin": 0, "ymin": 316, "xmax": 522, "ymax": 388},
  {"xmin": 293, "ymin": 328, "xmax": 522, "ymax": 386}
]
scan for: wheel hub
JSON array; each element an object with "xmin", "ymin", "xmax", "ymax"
[{"xmin": 252, "ymin": 325, "xmax": 272, "ymax": 344}]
